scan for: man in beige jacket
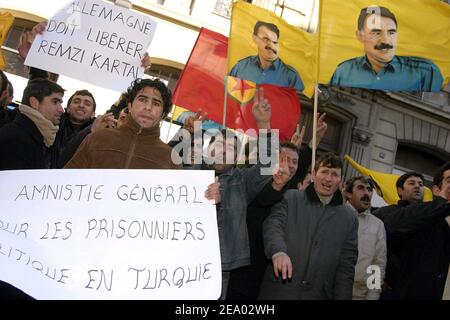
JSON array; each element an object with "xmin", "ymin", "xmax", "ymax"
[{"xmin": 344, "ymin": 176, "xmax": 387, "ymax": 300}]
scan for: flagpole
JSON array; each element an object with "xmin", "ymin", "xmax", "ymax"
[
  {"xmin": 166, "ymin": 104, "xmax": 177, "ymax": 143},
  {"xmin": 312, "ymin": 83, "xmax": 318, "ymax": 174},
  {"xmin": 311, "ymin": 0, "xmax": 323, "ymax": 179},
  {"xmin": 223, "ymin": 1, "xmax": 235, "ymax": 130},
  {"xmin": 222, "ymin": 76, "xmax": 228, "ymax": 128}
]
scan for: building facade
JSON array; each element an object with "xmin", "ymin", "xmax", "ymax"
[{"xmin": 1, "ymin": 0, "xmax": 449, "ymax": 191}]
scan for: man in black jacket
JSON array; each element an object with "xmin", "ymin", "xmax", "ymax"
[
  {"xmin": 259, "ymin": 153, "xmax": 358, "ymax": 300},
  {"xmin": 0, "ymin": 79, "xmax": 64, "ymax": 170},
  {"xmin": 374, "ymin": 171, "xmax": 450, "ymax": 299},
  {"xmin": 0, "ymin": 78, "xmax": 65, "ymax": 299},
  {"xmin": 227, "ymin": 114, "xmax": 328, "ymax": 299},
  {"xmin": 51, "ymin": 89, "xmax": 96, "ymax": 167}
]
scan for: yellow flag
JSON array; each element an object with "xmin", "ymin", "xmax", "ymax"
[
  {"xmin": 0, "ymin": 12, "xmax": 14, "ymax": 70},
  {"xmin": 319, "ymin": 0, "xmax": 450, "ymax": 91},
  {"xmin": 345, "ymin": 155, "xmax": 433, "ymax": 205},
  {"xmin": 228, "ymin": 1, "xmax": 317, "ymax": 97}
]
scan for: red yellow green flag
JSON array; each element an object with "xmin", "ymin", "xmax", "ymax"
[{"xmin": 172, "ymin": 28, "xmax": 300, "ymax": 141}]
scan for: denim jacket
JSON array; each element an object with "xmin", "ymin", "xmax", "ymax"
[{"xmin": 216, "ymin": 133, "xmax": 274, "ymax": 271}]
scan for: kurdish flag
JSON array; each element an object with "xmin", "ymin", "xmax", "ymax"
[{"xmin": 172, "ymin": 28, "xmax": 300, "ymax": 141}]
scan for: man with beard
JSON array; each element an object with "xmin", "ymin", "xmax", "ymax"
[
  {"xmin": 229, "ymin": 21, "xmax": 304, "ymax": 91},
  {"xmin": 329, "ymin": 6, "xmax": 443, "ymax": 92},
  {"xmin": 343, "ymin": 176, "xmax": 386, "ymax": 300}
]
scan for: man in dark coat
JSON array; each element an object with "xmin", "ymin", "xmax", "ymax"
[
  {"xmin": 374, "ymin": 170, "xmax": 450, "ymax": 299},
  {"xmin": 0, "ymin": 79, "xmax": 64, "ymax": 170},
  {"xmin": 50, "ymin": 89, "xmax": 96, "ymax": 168},
  {"xmin": 227, "ymin": 113, "xmax": 329, "ymax": 300},
  {"xmin": 259, "ymin": 153, "xmax": 358, "ymax": 300},
  {"xmin": 203, "ymin": 88, "xmax": 281, "ymax": 299},
  {"xmin": 0, "ymin": 78, "xmax": 65, "ymax": 299}
]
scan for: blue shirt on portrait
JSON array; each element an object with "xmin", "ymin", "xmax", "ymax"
[
  {"xmin": 229, "ymin": 55, "xmax": 304, "ymax": 92},
  {"xmin": 329, "ymin": 55, "xmax": 443, "ymax": 92}
]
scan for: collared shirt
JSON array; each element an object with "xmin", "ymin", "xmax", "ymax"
[
  {"xmin": 229, "ymin": 55, "xmax": 304, "ymax": 91},
  {"xmin": 318, "ymin": 194, "xmax": 332, "ymax": 205},
  {"xmin": 347, "ymin": 202, "xmax": 387, "ymax": 300},
  {"xmin": 330, "ymin": 55, "xmax": 443, "ymax": 92}
]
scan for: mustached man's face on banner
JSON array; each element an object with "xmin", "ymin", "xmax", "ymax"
[
  {"xmin": 252, "ymin": 25, "xmax": 280, "ymax": 65},
  {"xmin": 356, "ymin": 14, "xmax": 398, "ymax": 70}
]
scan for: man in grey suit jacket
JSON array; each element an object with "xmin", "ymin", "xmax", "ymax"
[{"xmin": 259, "ymin": 153, "xmax": 359, "ymax": 299}]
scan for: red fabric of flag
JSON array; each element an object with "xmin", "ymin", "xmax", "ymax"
[
  {"xmin": 172, "ymin": 28, "xmax": 228, "ymax": 124},
  {"xmin": 172, "ymin": 28, "xmax": 300, "ymax": 141},
  {"xmin": 227, "ymin": 81, "xmax": 300, "ymax": 141}
]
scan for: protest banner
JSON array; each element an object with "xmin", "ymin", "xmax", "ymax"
[
  {"xmin": 0, "ymin": 169, "xmax": 221, "ymax": 300},
  {"xmin": 24, "ymin": 0, "xmax": 157, "ymax": 91}
]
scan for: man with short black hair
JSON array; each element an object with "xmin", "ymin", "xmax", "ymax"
[
  {"xmin": 395, "ymin": 171, "xmax": 425, "ymax": 205},
  {"xmin": 0, "ymin": 78, "xmax": 64, "ymax": 170},
  {"xmin": 203, "ymin": 88, "xmax": 282, "ymax": 299},
  {"xmin": 51, "ymin": 89, "xmax": 97, "ymax": 167},
  {"xmin": 344, "ymin": 176, "xmax": 386, "ymax": 300},
  {"xmin": 374, "ymin": 170, "xmax": 450, "ymax": 299},
  {"xmin": 259, "ymin": 153, "xmax": 358, "ymax": 299},
  {"xmin": 1, "ymin": 79, "xmax": 65, "ymax": 297},
  {"xmin": 65, "ymin": 78, "xmax": 181, "ymax": 169}
]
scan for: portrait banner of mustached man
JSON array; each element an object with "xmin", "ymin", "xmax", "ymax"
[
  {"xmin": 319, "ymin": 0, "xmax": 450, "ymax": 92},
  {"xmin": 228, "ymin": 1, "xmax": 317, "ymax": 98}
]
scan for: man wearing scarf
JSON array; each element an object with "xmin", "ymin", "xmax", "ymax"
[
  {"xmin": 0, "ymin": 78, "xmax": 64, "ymax": 170},
  {"xmin": 0, "ymin": 78, "xmax": 64, "ymax": 299}
]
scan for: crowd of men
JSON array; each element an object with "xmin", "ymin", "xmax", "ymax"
[{"xmin": 0, "ymin": 21, "xmax": 449, "ymax": 300}]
